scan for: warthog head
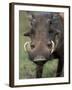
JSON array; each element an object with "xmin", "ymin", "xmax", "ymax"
[{"xmin": 24, "ymin": 12, "xmax": 63, "ymax": 65}]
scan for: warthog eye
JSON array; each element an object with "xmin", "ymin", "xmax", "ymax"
[{"xmin": 30, "ymin": 44, "xmax": 35, "ymax": 49}]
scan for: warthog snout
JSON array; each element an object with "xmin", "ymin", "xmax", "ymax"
[{"xmin": 24, "ymin": 40, "xmax": 55, "ymax": 63}]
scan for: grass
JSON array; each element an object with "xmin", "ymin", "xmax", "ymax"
[{"xmin": 19, "ymin": 11, "xmax": 58, "ymax": 79}]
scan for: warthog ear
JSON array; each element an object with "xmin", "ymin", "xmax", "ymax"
[{"xmin": 24, "ymin": 32, "xmax": 30, "ymax": 36}]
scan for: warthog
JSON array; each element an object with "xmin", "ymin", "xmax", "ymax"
[{"xmin": 24, "ymin": 12, "xmax": 64, "ymax": 78}]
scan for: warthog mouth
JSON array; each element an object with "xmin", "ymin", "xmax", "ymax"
[{"xmin": 34, "ymin": 56, "xmax": 46, "ymax": 62}]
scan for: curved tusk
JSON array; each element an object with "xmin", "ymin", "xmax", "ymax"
[
  {"xmin": 51, "ymin": 40, "xmax": 55, "ymax": 53},
  {"xmin": 24, "ymin": 41, "xmax": 30, "ymax": 51}
]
